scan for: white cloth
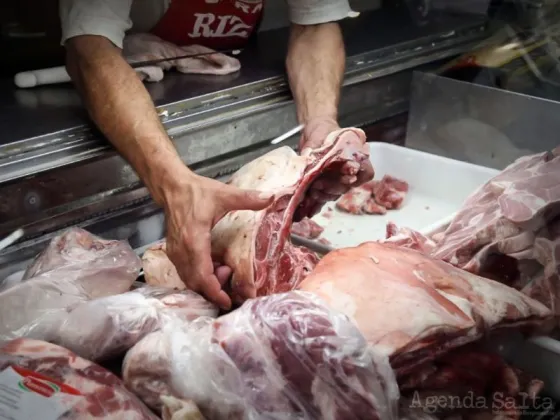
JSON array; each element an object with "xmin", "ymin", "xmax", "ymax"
[
  {"xmin": 123, "ymin": 33, "xmax": 241, "ymax": 82},
  {"xmin": 59, "ymin": 0, "xmax": 352, "ymax": 49}
]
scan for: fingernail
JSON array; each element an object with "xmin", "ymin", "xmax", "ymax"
[{"xmin": 258, "ymin": 191, "xmax": 273, "ymax": 200}]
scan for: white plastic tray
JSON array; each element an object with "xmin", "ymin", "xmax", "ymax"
[{"xmin": 312, "ymin": 142, "xmax": 500, "ymax": 248}]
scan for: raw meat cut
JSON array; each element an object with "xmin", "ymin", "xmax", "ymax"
[
  {"xmin": 430, "ymin": 150, "xmax": 560, "ymax": 318},
  {"xmin": 336, "ymin": 175, "xmax": 409, "ymax": 215},
  {"xmin": 123, "ymin": 291, "xmax": 399, "ymax": 420},
  {"xmin": 143, "ymin": 128, "xmax": 369, "ymax": 303},
  {"xmin": 298, "ymin": 242, "xmax": 552, "ymax": 377},
  {"xmin": 53, "ymin": 286, "xmax": 218, "ymax": 362},
  {"xmin": 143, "ymin": 242, "xmax": 185, "ymax": 290},
  {"xmin": 336, "ymin": 180, "xmax": 384, "ymax": 214},
  {"xmin": 374, "ymin": 175, "xmax": 409, "ymax": 210},
  {"xmin": 0, "ymin": 228, "xmax": 141, "ymax": 344},
  {"xmin": 385, "ymin": 222, "xmax": 437, "ymax": 254},
  {"xmin": 291, "ymin": 217, "xmax": 324, "ymax": 239},
  {"xmin": 392, "ymin": 151, "xmax": 560, "ymax": 319},
  {"xmin": 0, "ymin": 338, "xmax": 158, "ymax": 419}
]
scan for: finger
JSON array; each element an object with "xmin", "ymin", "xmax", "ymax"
[
  {"xmin": 355, "ymin": 161, "xmax": 375, "ymax": 186},
  {"xmin": 185, "ymin": 228, "xmax": 231, "ymax": 310},
  {"xmin": 310, "ymin": 179, "xmax": 349, "ymax": 196},
  {"xmin": 340, "ymin": 174, "xmax": 358, "ymax": 185},
  {"xmin": 308, "ymin": 188, "xmax": 341, "ymax": 203},
  {"xmin": 214, "ymin": 265, "xmax": 232, "ymax": 286},
  {"xmin": 340, "ymin": 160, "xmax": 360, "ymax": 176},
  {"xmin": 222, "ymin": 187, "xmax": 274, "ymax": 213},
  {"xmin": 199, "ymin": 273, "xmax": 232, "ymax": 310}
]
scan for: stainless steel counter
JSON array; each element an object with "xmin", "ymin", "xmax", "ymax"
[{"xmin": 0, "ymin": 10, "xmax": 486, "ymax": 148}]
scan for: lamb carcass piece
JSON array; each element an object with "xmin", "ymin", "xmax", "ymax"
[
  {"xmin": 0, "ymin": 338, "xmax": 158, "ymax": 419},
  {"xmin": 52, "ymin": 286, "xmax": 218, "ymax": 362},
  {"xmin": 143, "ymin": 128, "xmax": 369, "ymax": 303},
  {"xmin": 0, "ymin": 228, "xmax": 141, "ymax": 344},
  {"xmin": 123, "ymin": 291, "xmax": 399, "ymax": 420},
  {"xmin": 387, "ymin": 151, "xmax": 560, "ymax": 317},
  {"xmin": 298, "ymin": 242, "xmax": 552, "ymax": 377},
  {"xmin": 427, "ymin": 150, "xmax": 560, "ymax": 317}
]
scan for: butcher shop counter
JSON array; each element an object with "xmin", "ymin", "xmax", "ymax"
[{"xmin": 0, "ymin": 8, "xmax": 490, "ymax": 278}]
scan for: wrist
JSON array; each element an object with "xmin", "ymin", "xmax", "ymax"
[{"xmin": 144, "ymin": 159, "xmax": 196, "ymax": 207}]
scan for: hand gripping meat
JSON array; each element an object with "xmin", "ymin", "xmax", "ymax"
[{"xmin": 143, "ymin": 128, "xmax": 369, "ymax": 303}]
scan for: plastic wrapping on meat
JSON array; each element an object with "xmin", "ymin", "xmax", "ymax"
[
  {"xmin": 0, "ymin": 338, "xmax": 158, "ymax": 419},
  {"xmin": 143, "ymin": 128, "xmax": 369, "ymax": 303},
  {"xmin": 0, "ymin": 228, "xmax": 141, "ymax": 344},
  {"xmin": 22, "ymin": 227, "xmax": 141, "ymax": 282},
  {"xmin": 298, "ymin": 242, "xmax": 552, "ymax": 377},
  {"xmin": 123, "ymin": 291, "xmax": 400, "ymax": 420},
  {"xmin": 52, "ymin": 286, "xmax": 218, "ymax": 362}
]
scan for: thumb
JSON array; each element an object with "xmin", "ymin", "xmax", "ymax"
[{"xmin": 221, "ymin": 186, "xmax": 274, "ymax": 212}]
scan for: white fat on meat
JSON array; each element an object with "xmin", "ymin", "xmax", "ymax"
[{"xmin": 298, "ymin": 241, "xmax": 552, "ymax": 376}]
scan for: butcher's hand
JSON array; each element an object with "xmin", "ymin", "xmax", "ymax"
[
  {"xmin": 122, "ymin": 33, "xmax": 241, "ymax": 82},
  {"xmin": 163, "ymin": 172, "xmax": 273, "ymax": 310},
  {"xmin": 299, "ymin": 117, "xmax": 374, "ymax": 217}
]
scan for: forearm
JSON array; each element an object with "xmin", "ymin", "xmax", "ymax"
[
  {"xmin": 65, "ymin": 35, "xmax": 189, "ymax": 205},
  {"xmin": 286, "ymin": 23, "xmax": 345, "ymax": 124}
]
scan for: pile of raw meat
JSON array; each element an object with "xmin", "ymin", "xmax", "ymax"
[
  {"xmin": 0, "ymin": 134, "xmax": 556, "ymax": 420},
  {"xmin": 337, "ymin": 174, "xmax": 409, "ymax": 215}
]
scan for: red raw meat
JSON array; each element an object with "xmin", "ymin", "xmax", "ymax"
[
  {"xmin": 52, "ymin": 286, "xmax": 218, "ymax": 362},
  {"xmin": 143, "ymin": 128, "xmax": 369, "ymax": 303},
  {"xmin": 0, "ymin": 228, "xmax": 141, "ymax": 345},
  {"xmin": 336, "ymin": 180, "xmax": 384, "ymax": 214},
  {"xmin": 290, "ymin": 217, "xmax": 324, "ymax": 239},
  {"xmin": 298, "ymin": 242, "xmax": 552, "ymax": 377},
  {"xmin": 123, "ymin": 291, "xmax": 399, "ymax": 420},
  {"xmin": 373, "ymin": 175, "xmax": 409, "ymax": 210},
  {"xmin": 0, "ymin": 338, "xmax": 158, "ymax": 419},
  {"xmin": 336, "ymin": 175, "xmax": 409, "ymax": 215}
]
